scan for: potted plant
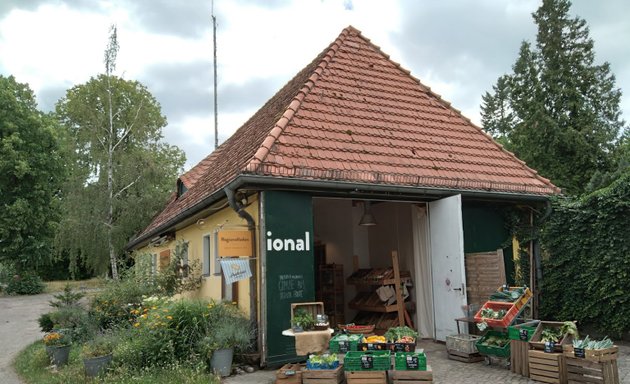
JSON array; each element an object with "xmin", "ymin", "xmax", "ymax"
[
  {"xmin": 43, "ymin": 330, "xmax": 72, "ymax": 366},
  {"xmin": 81, "ymin": 335, "xmax": 114, "ymax": 377},
  {"xmin": 201, "ymin": 313, "xmax": 252, "ymax": 377},
  {"xmin": 292, "ymin": 309, "xmax": 315, "ymax": 332}
]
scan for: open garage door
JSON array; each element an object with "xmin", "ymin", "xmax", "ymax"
[{"xmin": 429, "ymin": 194, "xmax": 467, "ymax": 341}]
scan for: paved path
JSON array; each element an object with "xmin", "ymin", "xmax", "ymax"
[{"xmin": 0, "ymin": 293, "xmax": 53, "ymax": 384}]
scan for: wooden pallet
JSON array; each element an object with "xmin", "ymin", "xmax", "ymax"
[
  {"xmin": 345, "ymin": 370, "xmax": 386, "ymax": 384},
  {"xmin": 566, "ymin": 357, "xmax": 619, "ymax": 384},
  {"xmin": 447, "ymin": 349, "xmax": 484, "ymax": 363},
  {"xmin": 528, "ymin": 350, "xmax": 567, "ymax": 384},
  {"xmin": 389, "ymin": 365, "xmax": 433, "ymax": 383},
  {"xmin": 511, "ymin": 339, "xmax": 531, "ymax": 376},
  {"xmin": 275, "ymin": 363, "xmax": 305, "ymax": 384},
  {"xmin": 302, "ymin": 365, "xmax": 345, "ymax": 384}
]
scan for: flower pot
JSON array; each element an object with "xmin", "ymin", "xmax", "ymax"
[
  {"xmin": 46, "ymin": 345, "xmax": 71, "ymax": 366},
  {"xmin": 210, "ymin": 348, "xmax": 234, "ymax": 377},
  {"xmin": 83, "ymin": 354, "xmax": 112, "ymax": 377}
]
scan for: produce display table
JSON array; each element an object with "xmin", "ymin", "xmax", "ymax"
[{"xmin": 282, "ymin": 328, "xmax": 334, "ymax": 355}]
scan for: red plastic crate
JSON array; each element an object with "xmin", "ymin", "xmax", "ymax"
[{"xmin": 474, "ymin": 301, "xmax": 519, "ymax": 328}]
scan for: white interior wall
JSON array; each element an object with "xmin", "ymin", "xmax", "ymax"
[{"xmin": 368, "ymin": 202, "xmax": 415, "ymax": 284}]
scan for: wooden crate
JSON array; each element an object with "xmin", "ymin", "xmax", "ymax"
[
  {"xmin": 291, "ymin": 302, "xmax": 325, "ymax": 324},
  {"xmin": 345, "ymin": 370, "xmax": 386, "ymax": 384},
  {"xmin": 530, "ymin": 321, "xmax": 575, "ymax": 352},
  {"xmin": 528, "ymin": 350, "xmax": 567, "ymax": 384},
  {"xmin": 446, "ymin": 334, "xmax": 480, "ymax": 354},
  {"xmin": 302, "ymin": 365, "xmax": 344, "ymax": 384},
  {"xmin": 563, "ymin": 345, "xmax": 619, "ymax": 363},
  {"xmin": 565, "ymin": 357, "xmax": 619, "ymax": 384},
  {"xmin": 390, "ymin": 365, "xmax": 434, "ymax": 383},
  {"xmin": 276, "ymin": 363, "xmax": 305, "ymax": 384},
  {"xmin": 511, "ymin": 339, "xmax": 531, "ymax": 377},
  {"xmin": 447, "ymin": 349, "xmax": 484, "ymax": 363}
]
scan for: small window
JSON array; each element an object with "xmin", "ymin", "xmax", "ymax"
[
  {"xmin": 179, "ymin": 242, "xmax": 189, "ymax": 278},
  {"xmin": 213, "ymin": 232, "xmax": 222, "ymax": 276},
  {"xmin": 176, "ymin": 179, "xmax": 188, "ymax": 198},
  {"xmin": 202, "ymin": 235, "xmax": 211, "ymax": 276},
  {"xmin": 151, "ymin": 253, "xmax": 157, "ymax": 275}
]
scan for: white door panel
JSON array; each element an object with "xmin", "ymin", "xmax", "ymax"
[{"xmin": 429, "ymin": 194, "xmax": 467, "ymax": 341}]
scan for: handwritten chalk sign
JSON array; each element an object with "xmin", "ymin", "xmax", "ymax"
[{"xmin": 278, "ymin": 274, "xmax": 305, "ymax": 300}]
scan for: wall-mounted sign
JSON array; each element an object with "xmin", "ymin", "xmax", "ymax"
[
  {"xmin": 220, "ymin": 258, "xmax": 252, "ymax": 284},
  {"xmin": 217, "ymin": 230, "xmax": 252, "ymax": 257}
]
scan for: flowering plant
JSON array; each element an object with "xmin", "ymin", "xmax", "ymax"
[{"xmin": 43, "ymin": 331, "xmax": 71, "ymax": 347}]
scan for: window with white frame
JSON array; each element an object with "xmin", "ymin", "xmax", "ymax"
[{"xmin": 202, "ymin": 235, "xmax": 211, "ymax": 276}]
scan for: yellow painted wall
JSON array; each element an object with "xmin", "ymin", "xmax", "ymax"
[
  {"xmin": 172, "ymin": 196, "xmax": 259, "ymax": 318},
  {"xmin": 132, "ymin": 195, "xmax": 259, "ymax": 318}
]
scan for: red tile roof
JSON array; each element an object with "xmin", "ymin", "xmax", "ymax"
[{"xmin": 131, "ymin": 26, "xmax": 559, "ymax": 246}]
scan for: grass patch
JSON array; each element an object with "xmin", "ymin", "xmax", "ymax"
[
  {"xmin": 44, "ymin": 278, "xmax": 106, "ymax": 293},
  {"xmin": 14, "ymin": 341, "xmax": 220, "ymax": 384}
]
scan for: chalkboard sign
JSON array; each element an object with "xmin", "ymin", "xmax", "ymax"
[
  {"xmin": 361, "ymin": 355, "xmax": 373, "ymax": 369},
  {"xmin": 544, "ymin": 341, "xmax": 556, "ymax": 353},
  {"xmin": 406, "ymin": 355, "xmax": 419, "ymax": 369},
  {"xmin": 574, "ymin": 347, "xmax": 586, "ymax": 358},
  {"xmin": 338, "ymin": 341, "xmax": 349, "ymax": 353},
  {"xmin": 519, "ymin": 329, "xmax": 529, "ymax": 341}
]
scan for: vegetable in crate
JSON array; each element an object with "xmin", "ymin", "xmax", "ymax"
[
  {"xmin": 362, "ymin": 335, "xmax": 386, "ymax": 343},
  {"xmin": 481, "ymin": 335, "xmax": 509, "ymax": 348},
  {"xmin": 573, "ymin": 335, "xmax": 613, "ymax": 350},
  {"xmin": 489, "ymin": 287, "xmax": 524, "ymax": 302},
  {"xmin": 307, "ymin": 353, "xmax": 339, "ymax": 370},
  {"xmin": 384, "ymin": 326, "xmax": 418, "ymax": 342},
  {"xmin": 480, "ymin": 308, "xmax": 507, "ymax": 319},
  {"xmin": 293, "ymin": 309, "xmax": 315, "ymax": 331}
]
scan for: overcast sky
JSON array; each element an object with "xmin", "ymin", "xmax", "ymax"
[{"xmin": 1, "ymin": 0, "xmax": 628, "ymax": 170}]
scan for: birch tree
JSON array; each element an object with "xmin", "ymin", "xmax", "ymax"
[{"xmin": 56, "ymin": 26, "xmax": 185, "ymax": 278}]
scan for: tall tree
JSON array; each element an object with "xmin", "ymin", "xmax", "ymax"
[
  {"xmin": 0, "ymin": 75, "xmax": 65, "ymax": 271},
  {"xmin": 481, "ymin": 0, "xmax": 627, "ymax": 195},
  {"xmin": 56, "ymin": 26, "xmax": 185, "ymax": 278}
]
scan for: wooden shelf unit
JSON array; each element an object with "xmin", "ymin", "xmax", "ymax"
[{"xmin": 317, "ymin": 263, "xmax": 345, "ymax": 326}]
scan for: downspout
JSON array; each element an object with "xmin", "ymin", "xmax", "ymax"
[{"xmin": 225, "ymin": 186, "xmax": 259, "ymax": 355}]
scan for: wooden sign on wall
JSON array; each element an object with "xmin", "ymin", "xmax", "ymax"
[{"xmin": 217, "ymin": 230, "xmax": 253, "ymax": 257}]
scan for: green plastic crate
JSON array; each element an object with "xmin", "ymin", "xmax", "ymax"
[
  {"xmin": 394, "ymin": 352, "xmax": 427, "ymax": 371},
  {"xmin": 343, "ymin": 351, "xmax": 391, "ymax": 371},
  {"xmin": 508, "ymin": 325, "xmax": 537, "ymax": 341},
  {"xmin": 475, "ymin": 331, "xmax": 511, "ymax": 358},
  {"xmin": 329, "ymin": 333, "xmax": 362, "ymax": 353}
]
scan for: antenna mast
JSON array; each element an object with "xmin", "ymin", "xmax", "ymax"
[{"xmin": 212, "ymin": 0, "xmax": 218, "ymax": 149}]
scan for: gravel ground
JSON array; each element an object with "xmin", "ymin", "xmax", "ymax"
[{"xmin": 0, "ymin": 293, "xmax": 53, "ymax": 384}]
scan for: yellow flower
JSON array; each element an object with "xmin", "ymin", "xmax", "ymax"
[
  {"xmin": 133, "ymin": 322, "xmax": 140, "ymax": 327},
  {"xmin": 162, "ymin": 309, "xmax": 169, "ymax": 313},
  {"xmin": 151, "ymin": 306, "xmax": 157, "ymax": 310},
  {"xmin": 166, "ymin": 316, "xmax": 173, "ymax": 320},
  {"xmin": 141, "ymin": 314, "xmax": 147, "ymax": 319}
]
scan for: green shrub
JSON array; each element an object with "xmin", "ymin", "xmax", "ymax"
[
  {"xmin": 540, "ymin": 174, "xmax": 630, "ymax": 336},
  {"xmin": 90, "ymin": 275, "xmax": 155, "ymax": 329},
  {"xmin": 113, "ymin": 326, "xmax": 177, "ymax": 369},
  {"xmin": 49, "ymin": 306, "xmax": 96, "ymax": 342},
  {"xmin": 5, "ymin": 272, "xmax": 45, "ymax": 295},
  {"xmin": 49, "ymin": 284, "xmax": 84, "ymax": 308},
  {"xmin": 38, "ymin": 312, "xmax": 55, "ymax": 332}
]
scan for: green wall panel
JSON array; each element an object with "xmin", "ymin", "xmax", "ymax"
[
  {"xmin": 264, "ymin": 191, "xmax": 314, "ymax": 365},
  {"xmin": 462, "ymin": 203, "xmax": 515, "ymax": 285}
]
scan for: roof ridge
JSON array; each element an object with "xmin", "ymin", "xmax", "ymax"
[{"xmin": 246, "ymin": 27, "xmax": 354, "ymax": 171}]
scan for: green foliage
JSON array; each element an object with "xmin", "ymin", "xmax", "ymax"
[
  {"xmin": 81, "ymin": 333, "xmax": 116, "ymax": 358},
  {"xmin": 90, "ymin": 271, "xmax": 156, "ymax": 329},
  {"xmin": 55, "ymin": 32, "xmax": 185, "ymax": 277},
  {"xmin": 540, "ymin": 173, "xmax": 630, "ymax": 336},
  {"xmin": 0, "ymin": 75, "xmax": 65, "ymax": 272},
  {"xmin": 481, "ymin": 0, "xmax": 626, "ymax": 195},
  {"xmin": 14, "ymin": 341, "xmax": 218, "ymax": 384},
  {"xmin": 49, "ymin": 284, "xmax": 85, "ymax": 308},
  {"xmin": 153, "ymin": 241, "xmax": 203, "ymax": 296},
  {"xmin": 5, "ymin": 272, "xmax": 45, "ymax": 295},
  {"xmin": 38, "ymin": 312, "xmax": 55, "ymax": 332},
  {"xmin": 49, "ymin": 306, "xmax": 97, "ymax": 342}
]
